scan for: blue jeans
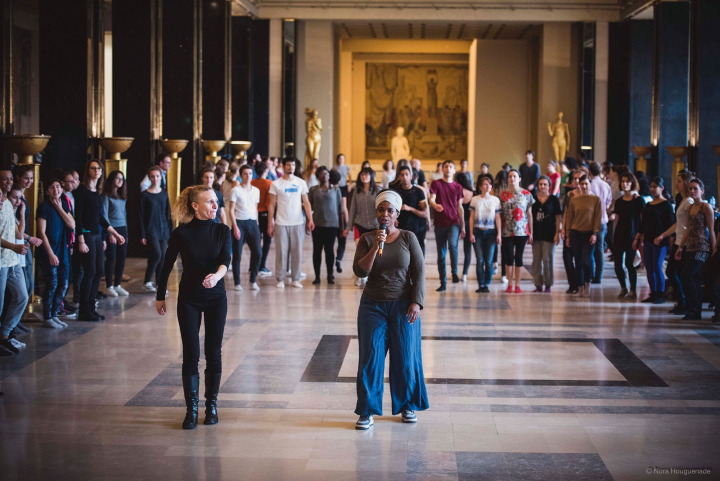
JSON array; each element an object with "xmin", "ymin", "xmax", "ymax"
[
  {"xmin": 592, "ymin": 222, "xmax": 607, "ymax": 282},
  {"xmin": 23, "ymin": 249, "xmax": 33, "ymax": 299},
  {"xmin": 39, "ymin": 254, "xmax": 70, "ymax": 319},
  {"xmin": 435, "ymin": 224, "xmax": 460, "ymax": 284},
  {"xmin": 569, "ymin": 230, "xmax": 595, "ymax": 287},
  {"xmin": 644, "ymin": 243, "xmax": 668, "ymax": 295},
  {"xmin": 0, "ymin": 265, "xmax": 29, "ymax": 336},
  {"xmin": 356, "ymin": 295, "xmax": 429, "ymax": 416},
  {"xmin": 472, "ymin": 228, "xmax": 496, "ymax": 287}
]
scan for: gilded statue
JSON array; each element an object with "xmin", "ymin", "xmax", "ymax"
[
  {"xmin": 304, "ymin": 108, "xmax": 322, "ymax": 170},
  {"xmin": 391, "ymin": 127, "xmax": 411, "ymax": 163},
  {"xmin": 547, "ymin": 112, "xmax": 570, "ymax": 161}
]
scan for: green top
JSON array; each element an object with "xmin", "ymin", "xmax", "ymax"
[{"xmin": 353, "ymin": 230, "xmax": 425, "ymax": 309}]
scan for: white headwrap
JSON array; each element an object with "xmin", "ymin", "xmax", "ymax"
[{"xmin": 375, "ymin": 190, "xmax": 403, "ymax": 212}]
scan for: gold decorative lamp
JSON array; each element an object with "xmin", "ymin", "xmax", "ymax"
[
  {"xmin": 201, "ymin": 140, "xmax": 226, "ymax": 163},
  {"xmin": 100, "ymin": 137, "xmax": 134, "ymax": 178},
  {"xmin": 667, "ymin": 146, "xmax": 689, "ymax": 197},
  {"xmin": 159, "ymin": 139, "xmax": 189, "ymax": 216},
  {"xmin": 230, "ymin": 141, "xmax": 252, "ymax": 163},
  {"xmin": 5, "ymin": 135, "xmax": 51, "ymax": 239},
  {"xmin": 631, "ymin": 146, "xmax": 652, "ymax": 174}
]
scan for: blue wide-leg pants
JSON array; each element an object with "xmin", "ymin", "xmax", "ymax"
[{"xmin": 355, "ymin": 295, "xmax": 429, "ymax": 416}]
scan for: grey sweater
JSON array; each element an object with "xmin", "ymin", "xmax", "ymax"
[
  {"xmin": 353, "ymin": 230, "xmax": 425, "ymax": 309},
  {"xmin": 308, "ymin": 185, "xmax": 343, "ymax": 228},
  {"xmin": 102, "ymin": 195, "xmax": 127, "ymax": 228},
  {"xmin": 349, "ymin": 185, "xmax": 382, "ymax": 230}
]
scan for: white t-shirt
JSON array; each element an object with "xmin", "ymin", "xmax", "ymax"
[
  {"xmin": 269, "ymin": 176, "xmax": 309, "ymax": 226},
  {"xmin": 469, "ymin": 194, "xmax": 501, "ymax": 230},
  {"xmin": 230, "ymin": 184, "xmax": 260, "ymax": 221},
  {"xmin": 675, "ymin": 197, "xmax": 694, "ymax": 238}
]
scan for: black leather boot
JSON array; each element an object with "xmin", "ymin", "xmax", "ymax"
[
  {"xmin": 203, "ymin": 371, "xmax": 222, "ymax": 425},
  {"xmin": 182, "ymin": 374, "xmax": 199, "ymax": 429}
]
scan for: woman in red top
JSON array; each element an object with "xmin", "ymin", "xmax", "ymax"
[{"xmin": 547, "ymin": 160, "xmax": 561, "ymax": 196}]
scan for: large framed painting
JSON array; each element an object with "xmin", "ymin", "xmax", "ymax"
[{"xmin": 365, "ymin": 63, "xmax": 468, "ymax": 161}]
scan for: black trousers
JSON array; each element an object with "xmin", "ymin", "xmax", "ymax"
[
  {"xmin": 177, "ymin": 296, "xmax": 227, "ymax": 376},
  {"xmin": 462, "ymin": 228, "xmax": 473, "ymax": 276},
  {"xmin": 71, "ymin": 240, "xmax": 83, "ymax": 304},
  {"xmin": 563, "ymin": 241, "xmax": 578, "ymax": 291},
  {"xmin": 569, "ymin": 230, "xmax": 595, "ymax": 287},
  {"xmin": 702, "ymin": 249, "xmax": 720, "ymax": 314},
  {"xmin": 232, "ymin": 219, "xmax": 262, "ymax": 284},
  {"xmin": 667, "ymin": 243, "xmax": 685, "ymax": 306},
  {"xmin": 258, "ymin": 212, "xmax": 272, "ymax": 271},
  {"xmin": 337, "ymin": 232, "xmax": 347, "ymax": 262},
  {"xmin": 613, "ymin": 239, "xmax": 637, "ymax": 291},
  {"xmin": 680, "ymin": 250, "xmax": 708, "ymax": 316},
  {"xmin": 414, "ymin": 228, "xmax": 427, "ymax": 257},
  {"xmin": 501, "ymin": 236, "xmax": 528, "ymax": 267},
  {"xmin": 79, "ymin": 233, "xmax": 103, "ymax": 314},
  {"xmin": 105, "ymin": 225, "xmax": 128, "ymax": 288},
  {"xmin": 145, "ymin": 239, "xmax": 167, "ymax": 284},
  {"xmin": 312, "ymin": 226, "xmax": 339, "ymax": 279}
]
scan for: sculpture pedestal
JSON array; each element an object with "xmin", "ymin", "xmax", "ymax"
[
  {"xmin": 667, "ymin": 146, "xmax": 689, "ymax": 198},
  {"xmin": 205, "ymin": 155, "xmax": 221, "ymax": 163},
  {"xmin": 105, "ymin": 158, "xmax": 128, "ymax": 178},
  {"xmin": 19, "ymin": 161, "xmax": 41, "ymax": 240}
]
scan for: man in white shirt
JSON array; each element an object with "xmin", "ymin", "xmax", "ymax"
[
  {"xmin": 140, "ymin": 154, "xmax": 170, "ymax": 191},
  {"xmin": 588, "ymin": 161, "xmax": 612, "ymax": 283},
  {"xmin": 267, "ymin": 157, "xmax": 314, "ymax": 289},
  {"xmin": 0, "ymin": 169, "xmax": 29, "ymax": 354},
  {"xmin": 227, "ymin": 164, "xmax": 262, "ymax": 292}
]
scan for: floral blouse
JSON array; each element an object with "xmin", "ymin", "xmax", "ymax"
[{"xmin": 499, "ymin": 189, "xmax": 534, "ymax": 237}]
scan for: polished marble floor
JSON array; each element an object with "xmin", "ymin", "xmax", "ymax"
[{"xmin": 2, "ymin": 234, "xmax": 720, "ymax": 480}]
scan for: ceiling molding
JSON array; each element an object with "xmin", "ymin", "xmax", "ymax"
[
  {"xmin": 231, "ymin": 0, "xmax": 260, "ymax": 18},
  {"xmin": 620, "ymin": 0, "xmax": 655, "ymax": 20}
]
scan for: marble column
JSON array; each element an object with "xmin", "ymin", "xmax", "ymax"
[
  {"xmin": 653, "ymin": 1, "xmax": 690, "ymax": 187},
  {"xmin": 0, "ymin": 0, "xmax": 11, "ymax": 165},
  {"xmin": 231, "ymin": 17, "xmax": 270, "ymax": 156},
  {"xmin": 268, "ymin": 19, "xmax": 283, "ymax": 157},
  {"xmin": 628, "ymin": 20, "xmax": 654, "ymax": 170},
  {"xmin": 692, "ymin": 0, "xmax": 720, "ymax": 198},
  {"xmin": 38, "ymin": 0, "xmax": 104, "ymax": 171},
  {"xmin": 593, "ymin": 21, "xmax": 609, "ymax": 165},
  {"xmin": 295, "ymin": 20, "xmax": 334, "ymax": 168},
  {"xmin": 202, "ymin": 0, "xmax": 230, "ymax": 145},
  {"xmin": 112, "ymin": 0, "xmax": 160, "ymax": 257},
  {"xmin": 163, "ymin": 0, "xmax": 201, "ymax": 187}
]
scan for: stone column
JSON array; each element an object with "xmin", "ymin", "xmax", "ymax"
[
  {"xmin": 691, "ymin": 0, "xmax": 720, "ymax": 198},
  {"xmin": 593, "ymin": 21, "xmax": 609, "ymax": 165},
  {"xmin": 112, "ymin": 0, "xmax": 161, "ymax": 257},
  {"xmin": 0, "ymin": 0, "xmax": 11, "ymax": 165},
  {"xmin": 231, "ymin": 17, "xmax": 270, "ymax": 156},
  {"xmin": 38, "ymin": 0, "xmax": 105, "ymax": 171},
  {"xmin": 652, "ymin": 1, "xmax": 690, "ymax": 187},
  {"xmin": 202, "ymin": 0, "xmax": 231, "ymax": 147},
  {"xmin": 163, "ymin": 0, "xmax": 201, "ymax": 189},
  {"xmin": 268, "ymin": 18, "xmax": 283, "ymax": 157},
  {"xmin": 295, "ymin": 20, "xmax": 334, "ymax": 168}
]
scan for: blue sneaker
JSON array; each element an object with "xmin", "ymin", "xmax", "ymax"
[
  {"xmin": 355, "ymin": 415, "xmax": 374, "ymax": 430},
  {"xmin": 402, "ymin": 410, "xmax": 417, "ymax": 423}
]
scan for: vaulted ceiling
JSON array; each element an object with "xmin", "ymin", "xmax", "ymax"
[{"xmin": 232, "ymin": 0, "xmax": 651, "ymax": 22}]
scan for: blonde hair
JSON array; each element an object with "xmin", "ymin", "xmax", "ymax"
[{"xmin": 172, "ymin": 185, "xmax": 212, "ymax": 224}]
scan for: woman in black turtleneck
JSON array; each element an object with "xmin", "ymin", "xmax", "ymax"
[
  {"xmin": 75, "ymin": 160, "xmax": 125, "ymax": 321},
  {"xmin": 155, "ymin": 185, "xmax": 231, "ymax": 430}
]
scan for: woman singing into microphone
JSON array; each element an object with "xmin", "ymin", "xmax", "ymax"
[
  {"xmin": 155, "ymin": 185, "xmax": 231, "ymax": 430},
  {"xmin": 353, "ymin": 190, "xmax": 428, "ymax": 430}
]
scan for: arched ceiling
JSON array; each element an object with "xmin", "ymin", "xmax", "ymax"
[{"xmin": 231, "ymin": 0, "xmax": 653, "ymax": 22}]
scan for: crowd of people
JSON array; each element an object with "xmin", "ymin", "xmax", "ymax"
[{"xmin": 1, "ymin": 148, "xmax": 718, "ymax": 360}]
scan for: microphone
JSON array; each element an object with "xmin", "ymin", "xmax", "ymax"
[{"xmin": 378, "ymin": 224, "xmax": 387, "ymax": 257}]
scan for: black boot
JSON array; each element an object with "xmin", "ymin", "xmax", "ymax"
[
  {"xmin": 204, "ymin": 371, "xmax": 222, "ymax": 425},
  {"xmin": 182, "ymin": 374, "xmax": 199, "ymax": 429}
]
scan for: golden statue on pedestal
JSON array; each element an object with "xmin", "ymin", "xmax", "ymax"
[
  {"xmin": 547, "ymin": 112, "xmax": 570, "ymax": 161},
  {"xmin": 391, "ymin": 127, "xmax": 411, "ymax": 163},
  {"xmin": 305, "ymin": 108, "xmax": 322, "ymax": 170}
]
